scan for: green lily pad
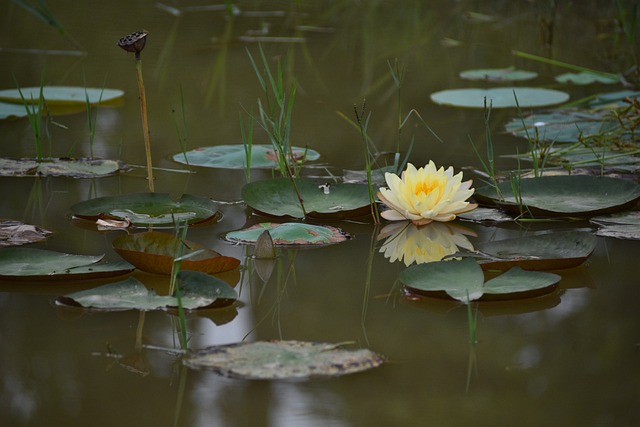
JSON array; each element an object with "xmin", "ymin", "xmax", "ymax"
[
  {"xmin": 55, "ymin": 271, "xmax": 237, "ymax": 311},
  {"xmin": 459, "ymin": 67, "xmax": 538, "ymax": 82},
  {"xmin": 0, "ymin": 101, "xmax": 29, "ymax": 119},
  {"xmin": 242, "ymin": 178, "xmax": 372, "ymax": 219},
  {"xmin": 475, "ymin": 176, "xmax": 640, "ymax": 217},
  {"xmin": 225, "ymin": 222, "xmax": 350, "ymax": 246},
  {"xmin": 112, "ymin": 231, "xmax": 240, "ymax": 275},
  {"xmin": 172, "ymin": 144, "xmax": 320, "ymax": 169},
  {"xmin": 476, "ymin": 231, "xmax": 597, "ymax": 270},
  {"xmin": 71, "ymin": 193, "xmax": 221, "ymax": 227},
  {"xmin": 0, "ymin": 220, "xmax": 52, "ymax": 247},
  {"xmin": 0, "ymin": 157, "xmax": 123, "ymax": 178},
  {"xmin": 589, "ymin": 90, "xmax": 640, "ymax": 107},
  {"xmin": 0, "ymin": 86, "xmax": 124, "ymax": 106},
  {"xmin": 0, "ymin": 247, "xmax": 134, "ymax": 281},
  {"xmin": 400, "ymin": 258, "xmax": 561, "ymax": 302},
  {"xmin": 183, "ymin": 341, "xmax": 384, "ymax": 380},
  {"xmin": 430, "ymin": 87, "xmax": 569, "ymax": 108},
  {"xmin": 555, "ymin": 72, "xmax": 619, "ymax": 85},
  {"xmin": 457, "ymin": 207, "xmax": 514, "ymax": 223}
]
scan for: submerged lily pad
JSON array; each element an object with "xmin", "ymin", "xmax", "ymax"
[
  {"xmin": 0, "ymin": 220, "xmax": 52, "ymax": 247},
  {"xmin": 400, "ymin": 258, "xmax": 561, "ymax": 302},
  {"xmin": 0, "ymin": 247, "xmax": 134, "ymax": 281},
  {"xmin": 183, "ymin": 340, "xmax": 384, "ymax": 380},
  {"xmin": 113, "ymin": 231, "xmax": 240, "ymax": 275},
  {"xmin": 591, "ymin": 211, "xmax": 640, "ymax": 240},
  {"xmin": 225, "ymin": 223, "xmax": 350, "ymax": 246},
  {"xmin": 0, "ymin": 158, "xmax": 122, "ymax": 178},
  {"xmin": 242, "ymin": 178, "xmax": 371, "ymax": 219},
  {"xmin": 172, "ymin": 144, "xmax": 320, "ymax": 169},
  {"xmin": 430, "ymin": 87, "xmax": 569, "ymax": 108},
  {"xmin": 476, "ymin": 231, "xmax": 596, "ymax": 270},
  {"xmin": 71, "ymin": 193, "xmax": 221, "ymax": 227},
  {"xmin": 55, "ymin": 271, "xmax": 237, "ymax": 311},
  {"xmin": 0, "ymin": 86, "xmax": 124, "ymax": 106},
  {"xmin": 475, "ymin": 175, "xmax": 640, "ymax": 217},
  {"xmin": 459, "ymin": 67, "xmax": 538, "ymax": 82},
  {"xmin": 555, "ymin": 72, "xmax": 619, "ymax": 85}
]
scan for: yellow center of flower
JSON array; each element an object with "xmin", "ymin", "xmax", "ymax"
[{"xmin": 414, "ymin": 178, "xmax": 443, "ymax": 197}]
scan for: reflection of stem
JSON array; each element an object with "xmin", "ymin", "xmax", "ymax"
[
  {"xmin": 135, "ymin": 55, "xmax": 155, "ymax": 192},
  {"xmin": 135, "ymin": 310, "xmax": 146, "ymax": 351},
  {"xmin": 172, "ymin": 365, "xmax": 188, "ymax": 427},
  {"xmin": 361, "ymin": 225, "xmax": 379, "ymax": 347},
  {"xmin": 465, "ymin": 342, "xmax": 478, "ymax": 393}
]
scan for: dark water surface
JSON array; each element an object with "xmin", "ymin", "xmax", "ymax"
[{"xmin": 1, "ymin": 1, "xmax": 639, "ymax": 426}]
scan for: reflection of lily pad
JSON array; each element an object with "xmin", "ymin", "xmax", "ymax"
[
  {"xmin": 591, "ymin": 211, "xmax": 640, "ymax": 240},
  {"xmin": 225, "ymin": 222, "xmax": 350, "ymax": 246},
  {"xmin": 172, "ymin": 144, "xmax": 320, "ymax": 169},
  {"xmin": 0, "ymin": 157, "xmax": 122, "ymax": 178},
  {"xmin": 55, "ymin": 271, "xmax": 237, "ymax": 311},
  {"xmin": 242, "ymin": 178, "xmax": 371, "ymax": 219},
  {"xmin": 113, "ymin": 231, "xmax": 240, "ymax": 275},
  {"xmin": 0, "ymin": 86, "xmax": 124, "ymax": 106},
  {"xmin": 475, "ymin": 176, "xmax": 640, "ymax": 217},
  {"xmin": 430, "ymin": 87, "xmax": 569, "ymax": 108},
  {"xmin": 71, "ymin": 193, "xmax": 221, "ymax": 227},
  {"xmin": 184, "ymin": 341, "xmax": 384, "ymax": 380},
  {"xmin": 477, "ymin": 231, "xmax": 596, "ymax": 270},
  {"xmin": 0, "ymin": 247, "xmax": 134, "ymax": 281},
  {"xmin": 459, "ymin": 67, "xmax": 538, "ymax": 82},
  {"xmin": 400, "ymin": 258, "xmax": 561, "ymax": 302}
]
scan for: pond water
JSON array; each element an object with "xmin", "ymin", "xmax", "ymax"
[{"xmin": 1, "ymin": 1, "xmax": 639, "ymax": 426}]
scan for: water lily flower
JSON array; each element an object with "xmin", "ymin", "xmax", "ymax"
[
  {"xmin": 378, "ymin": 221, "xmax": 476, "ymax": 266},
  {"xmin": 377, "ymin": 161, "xmax": 477, "ymax": 225}
]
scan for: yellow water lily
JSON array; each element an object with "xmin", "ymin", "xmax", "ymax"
[{"xmin": 377, "ymin": 161, "xmax": 477, "ymax": 225}]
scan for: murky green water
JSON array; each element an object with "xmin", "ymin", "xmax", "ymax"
[{"xmin": 1, "ymin": 1, "xmax": 639, "ymax": 426}]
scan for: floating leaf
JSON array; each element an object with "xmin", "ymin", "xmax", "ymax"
[
  {"xmin": 457, "ymin": 207, "xmax": 513, "ymax": 223},
  {"xmin": 0, "ymin": 220, "xmax": 52, "ymax": 247},
  {"xmin": 589, "ymin": 90, "xmax": 640, "ymax": 107},
  {"xmin": 55, "ymin": 271, "xmax": 237, "ymax": 311},
  {"xmin": 0, "ymin": 247, "xmax": 134, "ymax": 281},
  {"xmin": 172, "ymin": 144, "xmax": 320, "ymax": 169},
  {"xmin": 555, "ymin": 72, "xmax": 619, "ymax": 85},
  {"xmin": 71, "ymin": 193, "xmax": 221, "ymax": 227},
  {"xmin": 242, "ymin": 178, "xmax": 371, "ymax": 219},
  {"xmin": 0, "ymin": 86, "xmax": 124, "ymax": 106},
  {"xmin": 476, "ymin": 231, "xmax": 596, "ymax": 270},
  {"xmin": 591, "ymin": 211, "xmax": 640, "ymax": 240},
  {"xmin": 475, "ymin": 176, "xmax": 640, "ymax": 217},
  {"xmin": 0, "ymin": 157, "xmax": 122, "ymax": 178},
  {"xmin": 400, "ymin": 258, "xmax": 560, "ymax": 302},
  {"xmin": 430, "ymin": 87, "xmax": 569, "ymax": 108},
  {"xmin": 225, "ymin": 222, "xmax": 350, "ymax": 246},
  {"xmin": 0, "ymin": 101, "xmax": 29, "ymax": 119},
  {"xmin": 183, "ymin": 341, "xmax": 384, "ymax": 380},
  {"xmin": 112, "ymin": 231, "xmax": 239, "ymax": 275},
  {"xmin": 459, "ymin": 67, "xmax": 538, "ymax": 82}
]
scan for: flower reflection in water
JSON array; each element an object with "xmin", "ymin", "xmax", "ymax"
[{"xmin": 378, "ymin": 221, "xmax": 476, "ymax": 266}]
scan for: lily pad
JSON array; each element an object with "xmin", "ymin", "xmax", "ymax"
[
  {"xmin": 0, "ymin": 101, "xmax": 29, "ymax": 119},
  {"xmin": 0, "ymin": 158, "xmax": 123, "ymax": 178},
  {"xmin": 172, "ymin": 144, "xmax": 320, "ymax": 169},
  {"xmin": 242, "ymin": 178, "xmax": 372, "ymax": 219},
  {"xmin": 225, "ymin": 222, "xmax": 350, "ymax": 246},
  {"xmin": 55, "ymin": 271, "xmax": 237, "ymax": 311},
  {"xmin": 0, "ymin": 86, "xmax": 124, "ymax": 106},
  {"xmin": 400, "ymin": 258, "xmax": 561, "ymax": 302},
  {"xmin": 589, "ymin": 90, "xmax": 640, "ymax": 107},
  {"xmin": 183, "ymin": 341, "xmax": 384, "ymax": 380},
  {"xmin": 71, "ymin": 193, "xmax": 221, "ymax": 227},
  {"xmin": 457, "ymin": 207, "xmax": 514, "ymax": 223},
  {"xmin": 430, "ymin": 87, "xmax": 569, "ymax": 108},
  {"xmin": 475, "ymin": 175, "xmax": 640, "ymax": 217},
  {"xmin": 459, "ymin": 67, "xmax": 538, "ymax": 82},
  {"xmin": 0, "ymin": 220, "xmax": 52, "ymax": 247},
  {"xmin": 112, "ymin": 231, "xmax": 240, "ymax": 275},
  {"xmin": 0, "ymin": 247, "xmax": 134, "ymax": 281},
  {"xmin": 476, "ymin": 231, "xmax": 597, "ymax": 270},
  {"xmin": 555, "ymin": 72, "xmax": 619, "ymax": 85},
  {"xmin": 591, "ymin": 211, "xmax": 640, "ymax": 240}
]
